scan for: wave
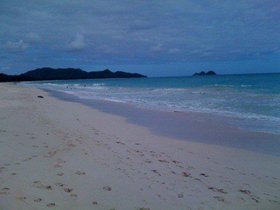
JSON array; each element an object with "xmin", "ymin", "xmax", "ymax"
[{"xmin": 21, "ymin": 78, "xmax": 280, "ymax": 134}]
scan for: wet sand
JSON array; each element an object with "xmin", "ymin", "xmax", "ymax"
[
  {"xmin": 49, "ymin": 89, "xmax": 280, "ymax": 156},
  {"xmin": 0, "ymin": 83, "xmax": 280, "ymax": 210}
]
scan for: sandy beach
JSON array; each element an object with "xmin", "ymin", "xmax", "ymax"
[{"xmin": 0, "ymin": 83, "xmax": 279, "ymax": 210}]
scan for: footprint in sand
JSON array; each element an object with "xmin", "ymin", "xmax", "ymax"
[
  {"xmin": 55, "ymin": 182, "xmax": 64, "ymax": 187},
  {"xmin": 182, "ymin": 171, "xmax": 191, "ymax": 177},
  {"xmin": 64, "ymin": 188, "xmax": 73, "ymax": 193},
  {"xmin": 34, "ymin": 198, "xmax": 42, "ymax": 202},
  {"xmin": 177, "ymin": 193, "xmax": 184, "ymax": 198},
  {"xmin": 23, "ymin": 157, "xmax": 32, "ymax": 162},
  {"xmin": 32, "ymin": 181, "xmax": 52, "ymax": 190},
  {"xmin": 251, "ymin": 197, "xmax": 259, "ymax": 203},
  {"xmin": 239, "ymin": 189, "xmax": 251, "ymax": 195},
  {"xmin": 68, "ymin": 143, "xmax": 76, "ymax": 148},
  {"xmin": 103, "ymin": 186, "xmax": 112, "ymax": 191},
  {"xmin": 46, "ymin": 185, "xmax": 52, "ymax": 190},
  {"xmin": 152, "ymin": 169, "xmax": 161, "ymax": 176},
  {"xmin": 46, "ymin": 151, "xmax": 57, "ymax": 157},
  {"xmin": 17, "ymin": 196, "xmax": 27, "ymax": 201},
  {"xmin": 75, "ymin": 170, "xmax": 86, "ymax": 175},
  {"xmin": 239, "ymin": 189, "xmax": 259, "ymax": 203},
  {"xmin": 208, "ymin": 187, "xmax": 227, "ymax": 194},
  {"xmin": 214, "ymin": 196, "xmax": 225, "ymax": 202},
  {"xmin": 53, "ymin": 164, "xmax": 62, "ymax": 168},
  {"xmin": 57, "ymin": 172, "xmax": 64, "ymax": 176},
  {"xmin": 158, "ymin": 159, "xmax": 169, "ymax": 163},
  {"xmin": 46, "ymin": 203, "xmax": 56, "ymax": 207}
]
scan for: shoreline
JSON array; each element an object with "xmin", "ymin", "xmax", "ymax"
[
  {"xmin": 0, "ymin": 83, "xmax": 280, "ymax": 209},
  {"xmin": 46, "ymin": 88, "xmax": 280, "ymax": 156},
  {"xmin": 21, "ymin": 74, "xmax": 280, "ymax": 137}
]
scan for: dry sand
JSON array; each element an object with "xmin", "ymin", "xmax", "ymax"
[{"xmin": 0, "ymin": 83, "xmax": 279, "ymax": 210}]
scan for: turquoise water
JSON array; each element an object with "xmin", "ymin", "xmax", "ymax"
[{"xmin": 25, "ymin": 73, "xmax": 280, "ymax": 134}]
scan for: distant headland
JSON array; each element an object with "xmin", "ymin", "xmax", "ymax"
[
  {"xmin": 0, "ymin": 67, "xmax": 147, "ymax": 82},
  {"xmin": 193, "ymin": 71, "xmax": 217, "ymax": 76}
]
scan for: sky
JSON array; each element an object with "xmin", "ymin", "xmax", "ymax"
[{"xmin": 0, "ymin": 0, "xmax": 280, "ymax": 77}]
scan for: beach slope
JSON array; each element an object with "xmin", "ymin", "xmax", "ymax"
[{"xmin": 0, "ymin": 83, "xmax": 279, "ymax": 210}]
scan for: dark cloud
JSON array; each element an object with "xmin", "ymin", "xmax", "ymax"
[
  {"xmin": 0, "ymin": 0, "xmax": 279, "ymax": 74},
  {"xmin": 3, "ymin": 40, "xmax": 28, "ymax": 52},
  {"xmin": 67, "ymin": 34, "xmax": 86, "ymax": 51}
]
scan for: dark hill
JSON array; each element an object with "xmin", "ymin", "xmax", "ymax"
[
  {"xmin": 193, "ymin": 71, "xmax": 217, "ymax": 76},
  {"xmin": 20, "ymin": 68, "xmax": 88, "ymax": 80},
  {"xmin": 0, "ymin": 73, "xmax": 22, "ymax": 82},
  {"xmin": 0, "ymin": 67, "xmax": 146, "ymax": 82}
]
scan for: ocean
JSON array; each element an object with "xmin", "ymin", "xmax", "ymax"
[{"xmin": 24, "ymin": 73, "xmax": 280, "ymax": 135}]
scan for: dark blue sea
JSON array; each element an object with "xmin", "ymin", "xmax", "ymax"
[{"xmin": 24, "ymin": 73, "xmax": 280, "ymax": 135}]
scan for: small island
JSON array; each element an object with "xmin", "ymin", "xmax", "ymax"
[
  {"xmin": 0, "ymin": 67, "xmax": 147, "ymax": 82},
  {"xmin": 193, "ymin": 70, "xmax": 217, "ymax": 76}
]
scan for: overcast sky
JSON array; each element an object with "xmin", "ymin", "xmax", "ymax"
[{"xmin": 1, "ymin": 0, "xmax": 280, "ymax": 76}]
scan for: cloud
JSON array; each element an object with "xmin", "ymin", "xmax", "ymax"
[
  {"xmin": 0, "ymin": 0, "xmax": 279, "ymax": 74},
  {"xmin": 25, "ymin": 32, "xmax": 40, "ymax": 43},
  {"xmin": 0, "ymin": 66, "xmax": 10, "ymax": 73},
  {"xmin": 4, "ymin": 40, "xmax": 28, "ymax": 52},
  {"xmin": 150, "ymin": 43, "xmax": 163, "ymax": 52},
  {"xmin": 169, "ymin": 48, "xmax": 181, "ymax": 54},
  {"xmin": 67, "ymin": 34, "xmax": 86, "ymax": 51}
]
